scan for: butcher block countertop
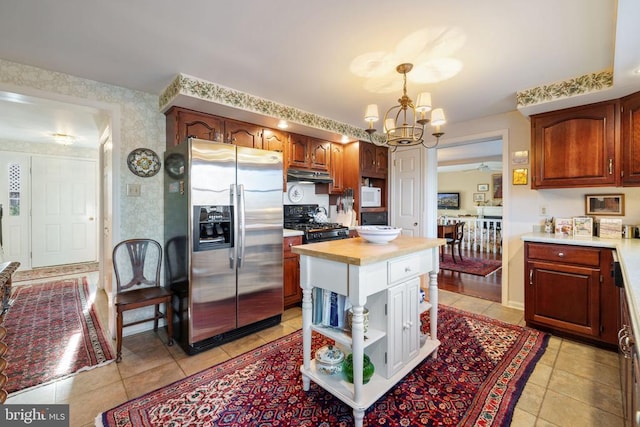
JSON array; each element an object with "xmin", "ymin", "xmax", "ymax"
[{"xmin": 291, "ymin": 235, "xmax": 445, "ymax": 266}]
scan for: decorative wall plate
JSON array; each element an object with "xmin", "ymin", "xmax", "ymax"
[
  {"xmin": 127, "ymin": 148, "xmax": 161, "ymax": 177},
  {"xmin": 288, "ymin": 185, "xmax": 304, "ymax": 203}
]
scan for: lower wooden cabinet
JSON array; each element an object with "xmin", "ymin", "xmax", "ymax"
[
  {"xmin": 284, "ymin": 235, "xmax": 303, "ymax": 308},
  {"xmin": 619, "ymin": 286, "xmax": 640, "ymax": 427},
  {"xmin": 524, "ymin": 242, "xmax": 618, "ymax": 347}
]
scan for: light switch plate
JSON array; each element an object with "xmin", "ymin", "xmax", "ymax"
[{"xmin": 127, "ymin": 183, "xmax": 141, "ymax": 196}]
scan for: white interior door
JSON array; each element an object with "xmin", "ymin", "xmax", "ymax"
[
  {"xmin": 31, "ymin": 156, "xmax": 97, "ymax": 267},
  {"xmin": 0, "ymin": 152, "xmax": 31, "ymax": 267},
  {"xmin": 391, "ymin": 146, "xmax": 422, "ymax": 237}
]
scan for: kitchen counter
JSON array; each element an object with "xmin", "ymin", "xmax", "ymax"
[
  {"xmin": 292, "ymin": 235, "xmax": 445, "ymax": 266},
  {"xmin": 283, "ymin": 228, "xmax": 304, "ymax": 238},
  {"xmin": 522, "ymin": 232, "xmax": 640, "ymax": 351},
  {"xmin": 295, "ymin": 234, "xmax": 443, "ymax": 427}
]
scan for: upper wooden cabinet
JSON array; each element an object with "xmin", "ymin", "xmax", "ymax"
[
  {"xmin": 360, "ymin": 142, "xmax": 388, "ymax": 178},
  {"xmin": 165, "ymin": 107, "xmax": 287, "ymax": 154},
  {"xmin": 166, "ymin": 107, "xmax": 224, "ymax": 146},
  {"xmin": 287, "ymin": 134, "xmax": 330, "ymax": 171},
  {"xmin": 621, "ymin": 91, "xmax": 640, "ymax": 186},
  {"xmin": 531, "ymin": 101, "xmax": 619, "ymax": 189},
  {"xmin": 329, "ymin": 143, "xmax": 345, "ymax": 194},
  {"xmin": 225, "ymin": 119, "xmax": 263, "ymax": 149},
  {"xmin": 262, "ymin": 128, "xmax": 287, "ymax": 153}
]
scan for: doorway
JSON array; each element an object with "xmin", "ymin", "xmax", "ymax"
[
  {"xmin": 436, "ymin": 138, "xmax": 503, "ymax": 302},
  {"xmin": 0, "ymin": 89, "xmax": 114, "ymax": 278}
]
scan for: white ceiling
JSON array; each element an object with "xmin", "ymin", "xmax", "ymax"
[{"xmin": 0, "ymin": 0, "xmax": 639, "ymax": 159}]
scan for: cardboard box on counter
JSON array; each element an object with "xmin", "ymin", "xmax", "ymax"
[
  {"xmin": 573, "ymin": 217, "xmax": 593, "ymax": 237},
  {"xmin": 554, "ymin": 218, "xmax": 573, "ymax": 236},
  {"xmin": 598, "ymin": 218, "xmax": 622, "ymax": 239}
]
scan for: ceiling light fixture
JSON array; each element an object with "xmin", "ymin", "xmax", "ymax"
[
  {"xmin": 277, "ymin": 119, "xmax": 289, "ymax": 129},
  {"xmin": 364, "ymin": 63, "xmax": 445, "ymax": 149},
  {"xmin": 51, "ymin": 133, "xmax": 75, "ymax": 145}
]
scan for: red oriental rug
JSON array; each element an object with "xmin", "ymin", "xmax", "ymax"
[
  {"xmin": 440, "ymin": 253, "xmax": 502, "ymax": 276},
  {"xmin": 98, "ymin": 305, "xmax": 548, "ymax": 427},
  {"xmin": 4, "ymin": 277, "xmax": 114, "ymax": 394}
]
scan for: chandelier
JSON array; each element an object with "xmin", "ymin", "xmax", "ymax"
[{"xmin": 364, "ymin": 63, "xmax": 446, "ymax": 149}]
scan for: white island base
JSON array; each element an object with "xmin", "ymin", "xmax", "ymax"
[{"xmin": 293, "ymin": 235, "xmax": 444, "ymax": 427}]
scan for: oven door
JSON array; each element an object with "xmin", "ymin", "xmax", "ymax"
[{"xmin": 361, "ymin": 211, "xmax": 388, "ymax": 226}]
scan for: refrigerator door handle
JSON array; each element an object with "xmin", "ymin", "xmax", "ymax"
[
  {"xmin": 230, "ymin": 184, "xmax": 238, "ymax": 269},
  {"xmin": 238, "ymin": 183, "xmax": 246, "ymax": 269}
]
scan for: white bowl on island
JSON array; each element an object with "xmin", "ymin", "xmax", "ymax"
[{"xmin": 356, "ymin": 226, "xmax": 402, "ymax": 244}]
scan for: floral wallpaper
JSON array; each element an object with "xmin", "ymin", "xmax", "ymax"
[
  {"xmin": 160, "ymin": 73, "xmax": 386, "ymax": 144},
  {"xmin": 516, "ymin": 70, "xmax": 613, "ymax": 107},
  {"xmin": 0, "ymin": 59, "xmax": 166, "ymax": 248}
]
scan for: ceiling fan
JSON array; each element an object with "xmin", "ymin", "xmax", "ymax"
[{"xmin": 463, "ymin": 162, "xmax": 501, "ymax": 173}]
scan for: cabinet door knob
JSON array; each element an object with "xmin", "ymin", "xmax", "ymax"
[
  {"xmin": 608, "ymin": 158, "xmax": 613, "ymax": 175},
  {"xmin": 405, "ymin": 267, "xmax": 411, "ymax": 272},
  {"xmin": 289, "ymin": 243, "xmax": 293, "ymax": 247},
  {"xmin": 557, "ymin": 252, "xmax": 564, "ymax": 257}
]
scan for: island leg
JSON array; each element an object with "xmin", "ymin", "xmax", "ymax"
[
  {"xmin": 353, "ymin": 408, "xmax": 364, "ymax": 427},
  {"xmin": 301, "ymin": 286, "xmax": 313, "ymax": 391},
  {"xmin": 429, "ymin": 270, "xmax": 438, "ymax": 359},
  {"xmin": 350, "ymin": 304, "xmax": 365, "ymax": 402}
]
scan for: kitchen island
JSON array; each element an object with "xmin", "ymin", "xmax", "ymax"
[{"xmin": 292, "ymin": 235, "xmax": 444, "ymax": 427}]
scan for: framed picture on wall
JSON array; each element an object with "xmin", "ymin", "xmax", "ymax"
[
  {"xmin": 585, "ymin": 194, "xmax": 625, "ymax": 216},
  {"xmin": 512, "ymin": 168, "xmax": 528, "ymax": 185},
  {"xmin": 477, "ymin": 183, "xmax": 489, "ymax": 191},
  {"xmin": 492, "ymin": 174, "xmax": 503, "ymax": 199},
  {"xmin": 473, "ymin": 193, "xmax": 485, "ymax": 203}
]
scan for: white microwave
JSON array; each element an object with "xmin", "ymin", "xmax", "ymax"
[{"xmin": 361, "ymin": 186, "xmax": 382, "ymax": 207}]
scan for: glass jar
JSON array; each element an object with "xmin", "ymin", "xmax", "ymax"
[{"xmin": 342, "ymin": 353, "xmax": 375, "ymax": 384}]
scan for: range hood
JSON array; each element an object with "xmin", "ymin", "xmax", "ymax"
[{"xmin": 286, "ymin": 168, "xmax": 333, "ymax": 184}]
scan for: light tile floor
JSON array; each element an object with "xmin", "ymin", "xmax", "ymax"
[{"xmin": 6, "ymin": 277, "xmax": 624, "ymax": 427}]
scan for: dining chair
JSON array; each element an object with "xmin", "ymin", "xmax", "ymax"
[
  {"xmin": 113, "ymin": 238, "xmax": 173, "ymax": 362},
  {"xmin": 444, "ymin": 221, "xmax": 465, "ymax": 264}
]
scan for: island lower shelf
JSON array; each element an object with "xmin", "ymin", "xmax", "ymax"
[{"xmin": 300, "ymin": 338, "xmax": 440, "ymax": 411}]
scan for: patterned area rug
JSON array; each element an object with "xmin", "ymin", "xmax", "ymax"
[
  {"xmin": 98, "ymin": 305, "xmax": 548, "ymax": 427},
  {"xmin": 440, "ymin": 253, "xmax": 502, "ymax": 276},
  {"xmin": 12, "ymin": 262, "xmax": 99, "ymax": 282},
  {"xmin": 4, "ymin": 277, "xmax": 114, "ymax": 394}
]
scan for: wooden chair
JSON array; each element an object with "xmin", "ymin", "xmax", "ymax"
[
  {"xmin": 443, "ymin": 221, "xmax": 465, "ymax": 264},
  {"xmin": 113, "ymin": 239, "xmax": 173, "ymax": 363}
]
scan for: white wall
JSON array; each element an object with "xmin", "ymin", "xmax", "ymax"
[{"xmin": 438, "ymin": 169, "xmax": 500, "ymax": 216}]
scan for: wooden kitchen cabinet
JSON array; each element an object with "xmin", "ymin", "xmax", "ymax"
[
  {"xmin": 618, "ymin": 286, "xmax": 639, "ymax": 427},
  {"xmin": 283, "ymin": 235, "xmax": 302, "ymax": 308},
  {"xmin": 530, "ymin": 101, "xmax": 619, "ymax": 189},
  {"xmin": 165, "ymin": 106, "xmax": 224, "ymax": 147},
  {"xmin": 524, "ymin": 242, "xmax": 618, "ymax": 347},
  {"xmin": 360, "ymin": 142, "xmax": 388, "ymax": 178},
  {"xmin": 329, "ymin": 143, "xmax": 344, "ymax": 194},
  {"xmin": 288, "ymin": 134, "xmax": 330, "ymax": 171},
  {"xmin": 262, "ymin": 128, "xmax": 287, "ymax": 153},
  {"xmin": 622, "ymin": 91, "xmax": 640, "ymax": 186},
  {"xmin": 225, "ymin": 119, "xmax": 263, "ymax": 149}
]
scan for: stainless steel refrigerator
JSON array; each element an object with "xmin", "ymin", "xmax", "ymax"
[{"xmin": 164, "ymin": 138, "xmax": 283, "ymax": 354}]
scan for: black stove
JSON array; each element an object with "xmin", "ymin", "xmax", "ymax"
[{"xmin": 284, "ymin": 204, "xmax": 349, "ymax": 243}]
